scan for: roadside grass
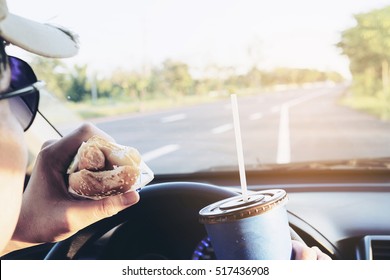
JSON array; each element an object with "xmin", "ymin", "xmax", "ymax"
[
  {"xmin": 341, "ymin": 95, "xmax": 390, "ymax": 121},
  {"xmin": 65, "ymin": 94, "xmax": 228, "ymax": 120}
]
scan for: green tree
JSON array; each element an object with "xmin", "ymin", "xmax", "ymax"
[
  {"xmin": 66, "ymin": 64, "xmax": 89, "ymax": 102},
  {"xmin": 338, "ymin": 6, "xmax": 390, "ymax": 93},
  {"xmin": 338, "ymin": 6, "xmax": 390, "ymax": 119},
  {"xmin": 30, "ymin": 57, "xmax": 71, "ymax": 100},
  {"xmin": 245, "ymin": 67, "xmax": 262, "ymax": 88},
  {"xmin": 160, "ymin": 60, "xmax": 193, "ymax": 98}
]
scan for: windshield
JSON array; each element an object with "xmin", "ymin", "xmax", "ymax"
[{"xmin": 8, "ymin": 0, "xmax": 390, "ymax": 174}]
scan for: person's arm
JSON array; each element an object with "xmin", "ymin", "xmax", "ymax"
[
  {"xmin": 2, "ymin": 123, "xmax": 140, "ymax": 255},
  {"xmin": 0, "ymin": 100, "xmax": 28, "ymax": 254}
]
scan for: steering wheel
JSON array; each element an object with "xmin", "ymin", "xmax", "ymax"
[{"xmin": 45, "ymin": 182, "xmax": 303, "ymax": 260}]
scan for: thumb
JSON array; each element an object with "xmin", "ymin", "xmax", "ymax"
[
  {"xmin": 96, "ymin": 191, "xmax": 140, "ymax": 218},
  {"xmin": 75, "ymin": 191, "xmax": 140, "ymax": 226}
]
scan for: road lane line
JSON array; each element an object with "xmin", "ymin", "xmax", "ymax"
[
  {"xmin": 142, "ymin": 144, "xmax": 180, "ymax": 162},
  {"xmin": 161, "ymin": 113, "xmax": 187, "ymax": 123},
  {"xmin": 275, "ymin": 91, "xmax": 328, "ymax": 164},
  {"xmin": 211, "ymin": 123, "xmax": 233, "ymax": 134},
  {"xmin": 276, "ymin": 105, "xmax": 291, "ymax": 164}
]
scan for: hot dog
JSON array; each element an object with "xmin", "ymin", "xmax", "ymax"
[{"xmin": 68, "ymin": 135, "xmax": 141, "ymax": 199}]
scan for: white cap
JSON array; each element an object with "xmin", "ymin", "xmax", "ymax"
[{"xmin": 0, "ymin": 0, "xmax": 79, "ymax": 58}]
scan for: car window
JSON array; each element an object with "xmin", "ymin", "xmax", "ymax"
[{"xmin": 7, "ymin": 0, "xmax": 390, "ymax": 175}]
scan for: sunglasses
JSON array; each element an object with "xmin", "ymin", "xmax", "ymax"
[{"xmin": 0, "ymin": 55, "xmax": 43, "ymax": 131}]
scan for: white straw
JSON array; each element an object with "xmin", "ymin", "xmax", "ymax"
[{"xmin": 231, "ymin": 94, "xmax": 249, "ymax": 201}]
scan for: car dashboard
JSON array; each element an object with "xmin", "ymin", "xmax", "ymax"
[{"xmin": 4, "ymin": 167, "xmax": 389, "ymax": 261}]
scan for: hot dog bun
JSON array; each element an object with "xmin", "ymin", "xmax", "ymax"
[{"xmin": 68, "ymin": 136, "xmax": 141, "ymax": 199}]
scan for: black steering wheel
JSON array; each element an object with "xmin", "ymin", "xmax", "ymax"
[{"xmin": 45, "ymin": 182, "xmax": 303, "ymax": 260}]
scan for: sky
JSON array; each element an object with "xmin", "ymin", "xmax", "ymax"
[{"xmin": 6, "ymin": 0, "xmax": 390, "ymax": 78}]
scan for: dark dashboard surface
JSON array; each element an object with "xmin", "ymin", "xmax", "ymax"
[{"xmin": 151, "ymin": 168, "xmax": 390, "ymax": 260}]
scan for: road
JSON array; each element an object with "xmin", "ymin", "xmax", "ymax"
[{"xmin": 92, "ymin": 84, "xmax": 390, "ymax": 174}]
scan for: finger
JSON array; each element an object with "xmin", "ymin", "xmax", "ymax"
[
  {"xmin": 291, "ymin": 240, "xmax": 317, "ymax": 260},
  {"xmin": 41, "ymin": 139, "xmax": 57, "ymax": 149},
  {"xmin": 97, "ymin": 191, "xmax": 140, "ymax": 217},
  {"xmin": 69, "ymin": 191, "xmax": 140, "ymax": 227},
  {"xmin": 312, "ymin": 246, "xmax": 332, "ymax": 260},
  {"xmin": 301, "ymin": 247, "xmax": 317, "ymax": 260},
  {"xmin": 43, "ymin": 123, "xmax": 114, "ymax": 172}
]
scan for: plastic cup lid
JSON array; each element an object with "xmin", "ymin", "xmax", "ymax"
[{"xmin": 199, "ymin": 189, "xmax": 288, "ymax": 224}]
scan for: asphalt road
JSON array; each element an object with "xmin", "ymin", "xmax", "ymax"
[{"xmin": 93, "ymin": 84, "xmax": 390, "ymax": 174}]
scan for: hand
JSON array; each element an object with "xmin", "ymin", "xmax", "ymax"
[
  {"xmin": 292, "ymin": 240, "xmax": 332, "ymax": 260},
  {"xmin": 9, "ymin": 123, "xmax": 140, "ymax": 248}
]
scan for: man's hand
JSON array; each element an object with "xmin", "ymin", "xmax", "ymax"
[
  {"xmin": 292, "ymin": 240, "xmax": 331, "ymax": 260},
  {"xmin": 9, "ymin": 123, "xmax": 140, "ymax": 248}
]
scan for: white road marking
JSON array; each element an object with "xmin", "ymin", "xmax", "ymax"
[
  {"xmin": 211, "ymin": 123, "xmax": 233, "ymax": 134},
  {"xmin": 161, "ymin": 113, "xmax": 187, "ymax": 123},
  {"xmin": 142, "ymin": 144, "xmax": 180, "ymax": 162},
  {"xmin": 276, "ymin": 91, "xmax": 328, "ymax": 164},
  {"xmin": 276, "ymin": 105, "xmax": 291, "ymax": 164},
  {"xmin": 249, "ymin": 112, "xmax": 263, "ymax": 120}
]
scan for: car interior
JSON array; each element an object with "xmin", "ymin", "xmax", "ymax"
[
  {"xmin": 2, "ymin": 0, "xmax": 390, "ymax": 261},
  {"xmin": 3, "ymin": 120, "xmax": 390, "ymax": 260}
]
